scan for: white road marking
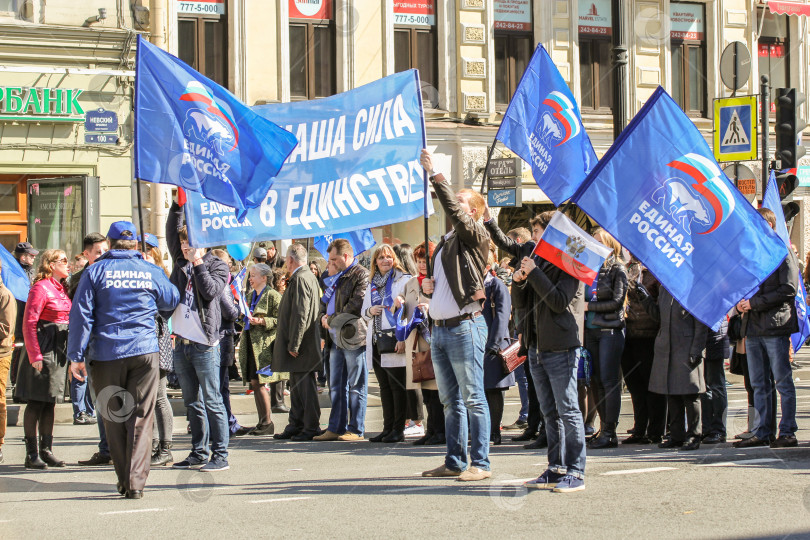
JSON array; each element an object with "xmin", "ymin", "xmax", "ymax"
[
  {"xmin": 697, "ymin": 458, "xmax": 781, "ymax": 467},
  {"xmin": 600, "ymin": 467, "xmax": 677, "ymax": 476},
  {"xmin": 287, "ymin": 468, "xmax": 303, "ymax": 471},
  {"xmin": 250, "ymin": 496, "xmax": 312, "ymax": 504},
  {"xmin": 99, "ymin": 508, "xmax": 169, "ymax": 516},
  {"xmin": 387, "ymin": 486, "xmax": 446, "ymax": 493},
  {"xmin": 495, "ymin": 477, "xmax": 537, "ymax": 484}
]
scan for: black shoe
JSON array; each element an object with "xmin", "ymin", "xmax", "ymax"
[
  {"xmin": 732, "ymin": 435, "xmax": 770, "ymax": 448},
  {"xmin": 491, "ymin": 433, "xmax": 502, "ymax": 446},
  {"xmin": 23, "ymin": 437, "xmax": 47, "ymax": 470},
  {"xmin": 588, "ymin": 432, "xmax": 618, "ymax": 449},
  {"xmin": 369, "ymin": 430, "xmax": 392, "ymax": 443},
  {"xmin": 524, "ymin": 434, "xmax": 548, "ymax": 450},
  {"xmin": 701, "ymin": 433, "xmax": 726, "ymax": 445},
  {"xmin": 117, "ymin": 481, "xmax": 126, "ymax": 495},
  {"xmin": 413, "ymin": 434, "xmax": 430, "ymax": 446},
  {"xmin": 770, "ymin": 435, "xmax": 799, "ymax": 448},
  {"xmin": 273, "ymin": 431, "xmax": 297, "ymax": 440},
  {"xmin": 658, "ymin": 439, "xmax": 683, "ymax": 449},
  {"xmin": 249, "ymin": 423, "xmax": 275, "ymax": 436},
  {"xmin": 150, "ymin": 442, "xmax": 173, "ymax": 466},
  {"xmin": 291, "ymin": 433, "xmax": 316, "ymax": 441},
  {"xmin": 680, "ymin": 437, "xmax": 701, "ymax": 451},
  {"xmin": 125, "ymin": 489, "xmax": 143, "ymax": 499},
  {"xmin": 648, "ymin": 435, "xmax": 663, "ymax": 445},
  {"xmin": 233, "ymin": 426, "xmax": 253, "ymax": 437},
  {"xmin": 511, "ymin": 429, "xmax": 537, "ymax": 442},
  {"xmin": 382, "ymin": 431, "xmax": 405, "ymax": 443},
  {"xmin": 622, "ymin": 434, "xmax": 651, "ymax": 445},
  {"xmin": 271, "ymin": 405, "xmax": 290, "ymax": 414},
  {"xmin": 425, "ymin": 433, "xmax": 446, "ymax": 445},
  {"xmin": 73, "ymin": 412, "xmax": 94, "ymax": 425},
  {"xmin": 502, "ymin": 420, "xmax": 528, "ymax": 431},
  {"xmin": 39, "ymin": 436, "xmax": 65, "ymax": 467},
  {"xmin": 78, "ymin": 452, "xmax": 112, "ymax": 466}
]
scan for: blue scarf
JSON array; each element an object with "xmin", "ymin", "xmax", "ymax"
[
  {"xmin": 370, "ymin": 270, "xmax": 401, "ymax": 327},
  {"xmin": 322, "ymin": 259, "xmax": 356, "ymax": 305},
  {"xmin": 244, "ymin": 286, "xmax": 266, "ymax": 331}
]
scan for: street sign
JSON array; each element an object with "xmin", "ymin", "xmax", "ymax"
[
  {"xmin": 84, "ymin": 133, "xmax": 117, "ymax": 144},
  {"xmin": 84, "ymin": 108, "xmax": 118, "ymax": 132},
  {"xmin": 723, "ymin": 163, "xmax": 758, "ymax": 203},
  {"xmin": 713, "ymin": 95, "xmax": 757, "ymax": 162},
  {"xmin": 488, "ymin": 176, "xmax": 518, "ymax": 189},
  {"xmin": 487, "ymin": 157, "xmax": 519, "ymax": 178},
  {"xmin": 487, "ymin": 188, "xmax": 520, "ymax": 207},
  {"xmin": 719, "ymin": 41, "xmax": 751, "ymax": 92}
]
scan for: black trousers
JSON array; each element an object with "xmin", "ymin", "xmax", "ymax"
[
  {"xmin": 701, "ymin": 356, "xmax": 728, "ymax": 436},
  {"xmin": 91, "ymin": 353, "xmax": 159, "ymax": 492},
  {"xmin": 667, "ymin": 394, "xmax": 701, "ymax": 442},
  {"xmin": 372, "ymin": 347, "xmax": 407, "ymax": 434},
  {"xmin": 422, "ymin": 389, "xmax": 444, "ymax": 435},
  {"xmin": 523, "ymin": 357, "xmax": 543, "ymax": 433},
  {"xmin": 285, "ymin": 371, "xmax": 321, "ymax": 436},
  {"xmin": 485, "ymin": 389, "xmax": 504, "ymax": 439},
  {"xmin": 406, "ymin": 389, "xmax": 424, "ymax": 422},
  {"xmin": 622, "ymin": 337, "xmax": 667, "ymax": 438}
]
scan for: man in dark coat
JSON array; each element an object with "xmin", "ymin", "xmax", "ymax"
[{"xmin": 273, "ymin": 243, "xmax": 322, "ymax": 441}]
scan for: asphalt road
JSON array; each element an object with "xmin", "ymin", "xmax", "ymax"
[{"xmin": 3, "ymin": 361, "xmax": 810, "ymax": 539}]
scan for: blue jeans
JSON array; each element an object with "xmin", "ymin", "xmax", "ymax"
[
  {"xmin": 513, "ymin": 363, "xmax": 529, "ymax": 422},
  {"xmin": 746, "ymin": 336, "xmax": 797, "ymax": 439},
  {"xmin": 70, "ymin": 371, "xmax": 95, "ymax": 418},
  {"xmin": 528, "ymin": 348, "xmax": 586, "ymax": 479},
  {"xmin": 174, "ymin": 341, "xmax": 229, "ymax": 461},
  {"xmin": 327, "ymin": 345, "xmax": 367, "ymax": 436},
  {"xmin": 431, "ymin": 316, "xmax": 490, "ymax": 472}
]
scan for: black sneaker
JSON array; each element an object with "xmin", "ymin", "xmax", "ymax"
[
  {"xmin": 200, "ymin": 457, "xmax": 229, "ymax": 472},
  {"xmin": 502, "ymin": 420, "xmax": 529, "ymax": 431},
  {"xmin": 73, "ymin": 412, "xmax": 91, "ymax": 425},
  {"xmin": 78, "ymin": 452, "xmax": 112, "ymax": 466},
  {"xmin": 172, "ymin": 455, "xmax": 208, "ymax": 469},
  {"xmin": 732, "ymin": 435, "xmax": 770, "ymax": 448},
  {"xmin": 702, "ymin": 433, "xmax": 726, "ymax": 444},
  {"xmin": 770, "ymin": 435, "xmax": 799, "ymax": 448}
]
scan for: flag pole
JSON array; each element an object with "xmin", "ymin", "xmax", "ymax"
[
  {"xmin": 133, "ymin": 36, "xmax": 147, "ymax": 253},
  {"xmin": 415, "ymin": 70, "xmax": 432, "ymax": 278},
  {"xmin": 478, "ymin": 141, "xmax": 497, "ymax": 195}
]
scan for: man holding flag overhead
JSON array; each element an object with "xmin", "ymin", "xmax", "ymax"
[{"xmin": 134, "ymin": 35, "xmax": 297, "ymax": 219}]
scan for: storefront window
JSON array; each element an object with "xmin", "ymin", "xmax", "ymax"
[
  {"xmin": 394, "ymin": 0, "xmax": 439, "ymax": 109},
  {"xmin": 27, "ymin": 178, "xmax": 84, "ymax": 257},
  {"xmin": 578, "ymin": 0, "xmax": 613, "ymax": 113},
  {"xmin": 758, "ymin": 7, "xmax": 789, "ymax": 111},
  {"xmin": 289, "ymin": 0, "xmax": 336, "ymax": 100},
  {"xmin": 670, "ymin": 2, "xmax": 706, "ymax": 117},
  {"xmin": 494, "ymin": 1, "xmax": 533, "ymax": 109},
  {"xmin": 177, "ymin": 0, "xmax": 228, "ymax": 89}
]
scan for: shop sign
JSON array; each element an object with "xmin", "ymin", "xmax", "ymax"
[
  {"xmin": 0, "ymin": 86, "xmax": 84, "ymax": 121},
  {"xmin": 394, "ymin": 0, "xmax": 435, "ymax": 27},
  {"xmin": 487, "ymin": 157, "xmax": 519, "ymax": 178},
  {"xmin": 177, "ymin": 0, "xmax": 225, "ymax": 15},
  {"xmin": 85, "ymin": 108, "xmax": 118, "ymax": 132},
  {"xmin": 488, "ymin": 188, "xmax": 521, "ymax": 207},
  {"xmin": 289, "ymin": 0, "xmax": 332, "ymax": 20},
  {"xmin": 670, "ymin": 3, "xmax": 705, "ymax": 40},
  {"xmin": 578, "ymin": 0, "xmax": 611, "ymax": 36},
  {"xmin": 494, "ymin": 0, "xmax": 532, "ymax": 32}
]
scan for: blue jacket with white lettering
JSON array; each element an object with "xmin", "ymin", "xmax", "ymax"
[{"xmin": 67, "ymin": 249, "xmax": 180, "ymax": 363}]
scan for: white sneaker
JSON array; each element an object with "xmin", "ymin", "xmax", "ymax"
[{"xmin": 404, "ymin": 424, "xmax": 425, "ymax": 437}]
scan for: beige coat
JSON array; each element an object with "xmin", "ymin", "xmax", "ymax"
[{"xmin": 402, "ymin": 276, "xmax": 437, "ymax": 391}]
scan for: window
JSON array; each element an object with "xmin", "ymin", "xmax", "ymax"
[
  {"xmin": 0, "ymin": 176, "xmax": 26, "ymax": 253},
  {"xmin": 394, "ymin": 1, "xmax": 438, "ymax": 108},
  {"xmin": 177, "ymin": 1, "xmax": 228, "ymax": 88},
  {"xmin": 494, "ymin": 1, "xmax": 533, "ymax": 109},
  {"xmin": 578, "ymin": 0, "xmax": 612, "ymax": 112},
  {"xmin": 0, "ymin": 0, "xmax": 16, "ymax": 13},
  {"xmin": 289, "ymin": 0, "xmax": 336, "ymax": 100},
  {"xmin": 758, "ymin": 7, "xmax": 789, "ymax": 112},
  {"xmin": 670, "ymin": 3, "xmax": 707, "ymax": 116}
]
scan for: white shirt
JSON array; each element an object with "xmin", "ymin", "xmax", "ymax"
[{"xmin": 428, "ymin": 232, "xmax": 481, "ymax": 321}]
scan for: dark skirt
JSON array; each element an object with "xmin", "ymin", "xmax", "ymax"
[
  {"xmin": 244, "ymin": 330, "xmax": 258, "ymax": 381},
  {"xmin": 14, "ymin": 321, "xmax": 69, "ymax": 403},
  {"xmin": 483, "ymin": 351, "xmax": 516, "ymax": 390}
]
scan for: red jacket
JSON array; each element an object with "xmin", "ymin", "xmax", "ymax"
[{"xmin": 23, "ymin": 277, "xmax": 71, "ymax": 364}]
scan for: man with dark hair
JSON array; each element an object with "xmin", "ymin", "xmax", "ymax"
[
  {"xmin": 734, "ymin": 207, "xmax": 800, "ymax": 449},
  {"xmin": 314, "ymin": 238, "xmax": 369, "ymax": 441},
  {"xmin": 68, "ymin": 221, "xmax": 179, "ymax": 499},
  {"xmin": 0, "ymin": 258, "xmax": 17, "ymax": 464},
  {"xmin": 68, "ymin": 232, "xmax": 109, "ymax": 427},
  {"xmin": 418, "ymin": 149, "xmax": 492, "ymax": 482},
  {"xmin": 167, "ymin": 198, "xmax": 232, "ymax": 471}
]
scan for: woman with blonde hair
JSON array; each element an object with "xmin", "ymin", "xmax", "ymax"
[
  {"xmin": 14, "ymin": 249, "xmax": 72, "ymax": 469},
  {"xmin": 584, "ymin": 228, "xmax": 629, "ymax": 450},
  {"xmin": 362, "ymin": 244, "xmax": 412, "ymax": 443}
]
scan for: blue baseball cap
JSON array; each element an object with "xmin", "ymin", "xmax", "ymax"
[
  {"xmin": 138, "ymin": 233, "xmax": 159, "ymax": 248},
  {"xmin": 107, "ymin": 221, "xmax": 137, "ymax": 240}
]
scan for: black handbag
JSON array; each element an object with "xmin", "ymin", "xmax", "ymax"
[{"xmin": 374, "ymin": 329, "xmax": 398, "ymax": 354}]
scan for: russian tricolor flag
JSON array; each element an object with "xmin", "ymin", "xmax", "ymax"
[{"xmin": 533, "ymin": 212, "xmax": 612, "ymax": 286}]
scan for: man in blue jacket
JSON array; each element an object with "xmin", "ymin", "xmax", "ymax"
[{"xmin": 68, "ymin": 221, "xmax": 179, "ymax": 499}]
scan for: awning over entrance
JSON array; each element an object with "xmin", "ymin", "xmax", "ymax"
[{"xmin": 768, "ymin": 0, "xmax": 810, "ymax": 17}]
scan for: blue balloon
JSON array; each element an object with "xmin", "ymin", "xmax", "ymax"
[{"xmin": 227, "ymin": 243, "xmax": 252, "ymax": 261}]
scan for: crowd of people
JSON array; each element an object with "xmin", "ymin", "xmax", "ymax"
[{"xmin": 0, "ymin": 149, "xmax": 801, "ymax": 497}]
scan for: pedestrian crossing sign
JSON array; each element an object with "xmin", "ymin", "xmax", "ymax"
[{"xmin": 713, "ymin": 96, "xmax": 757, "ymax": 162}]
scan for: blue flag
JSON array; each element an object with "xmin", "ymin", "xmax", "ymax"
[
  {"xmin": 763, "ymin": 170, "xmax": 809, "ymax": 352},
  {"xmin": 495, "ymin": 44, "xmax": 597, "ymax": 205},
  {"xmin": 313, "ymin": 229, "xmax": 376, "ymax": 260},
  {"xmin": 183, "ymin": 70, "xmax": 432, "ymax": 248},
  {"xmin": 0, "ymin": 244, "xmax": 30, "ymax": 302},
  {"xmin": 134, "ymin": 35, "xmax": 297, "ymax": 219},
  {"xmin": 571, "ymin": 86, "xmax": 788, "ymax": 328}
]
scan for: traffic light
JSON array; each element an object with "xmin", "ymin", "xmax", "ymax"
[
  {"xmin": 775, "ymin": 88, "xmax": 806, "ymax": 169},
  {"xmin": 775, "ymin": 169, "xmax": 799, "ymax": 199},
  {"xmin": 783, "ymin": 201, "xmax": 800, "ymax": 222}
]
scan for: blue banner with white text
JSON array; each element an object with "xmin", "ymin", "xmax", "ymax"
[{"xmin": 184, "ymin": 70, "xmax": 433, "ymax": 248}]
